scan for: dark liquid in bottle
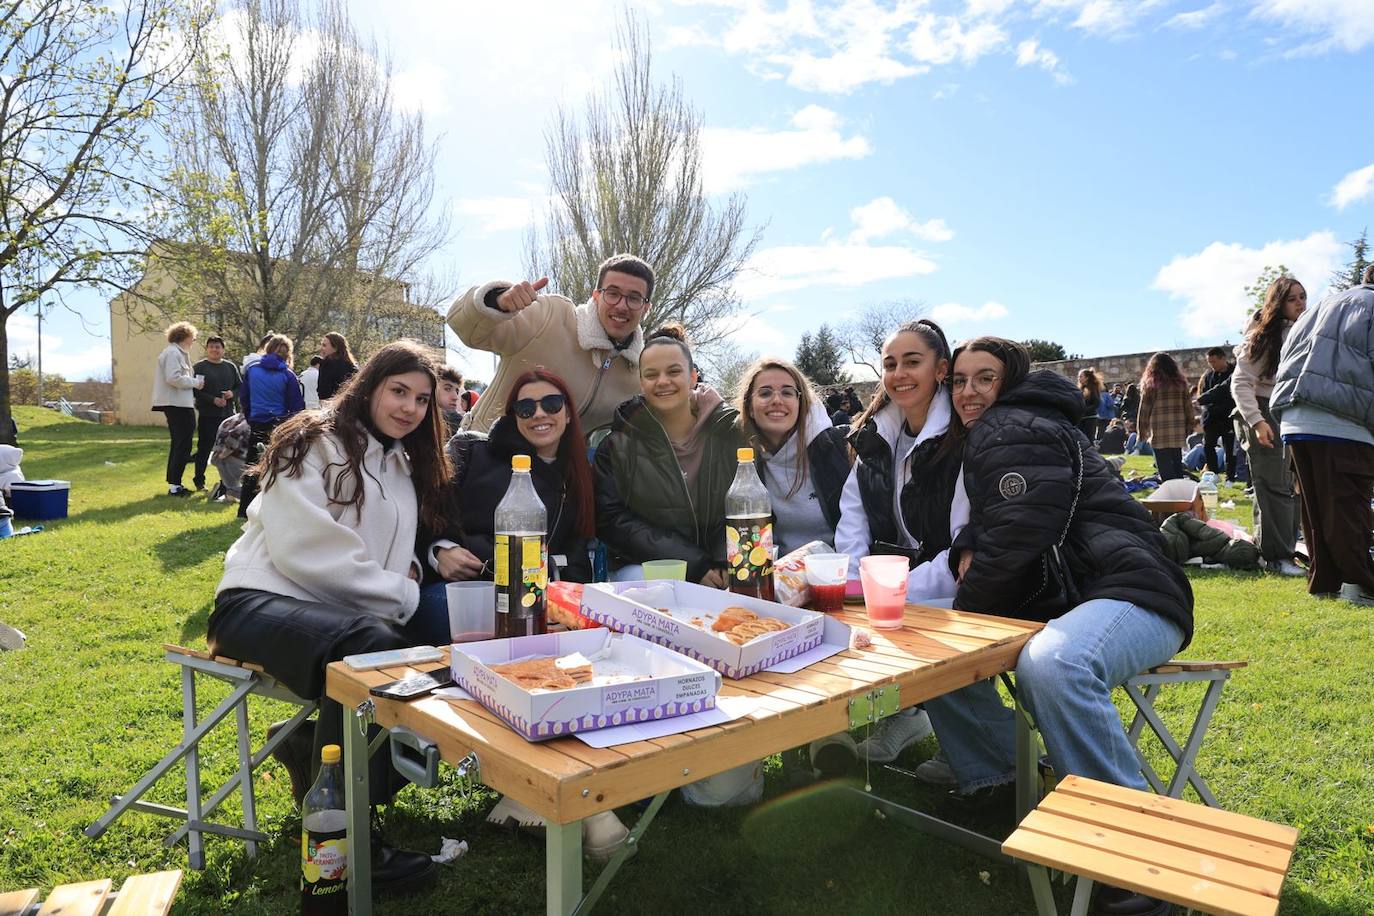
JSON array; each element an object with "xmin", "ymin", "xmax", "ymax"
[
  {"xmin": 301, "ymin": 811, "xmax": 348, "ymax": 915},
  {"xmin": 495, "ymin": 532, "xmax": 547, "ymax": 639}
]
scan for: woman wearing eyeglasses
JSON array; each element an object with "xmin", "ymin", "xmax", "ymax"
[
  {"xmin": 735, "ymin": 358, "xmax": 851, "ymax": 557},
  {"xmin": 594, "ymin": 323, "xmax": 742, "ymax": 584},
  {"xmin": 411, "ymin": 368, "xmax": 596, "ymax": 644}
]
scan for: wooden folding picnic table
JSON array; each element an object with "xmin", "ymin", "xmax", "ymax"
[{"xmin": 325, "ymin": 604, "xmax": 1044, "ymax": 916}]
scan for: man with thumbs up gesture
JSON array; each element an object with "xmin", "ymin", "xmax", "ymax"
[{"xmin": 447, "ymin": 253, "xmax": 654, "ymax": 435}]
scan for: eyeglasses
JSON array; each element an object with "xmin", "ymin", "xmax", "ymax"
[
  {"xmin": 754, "ymin": 385, "xmax": 800, "ymax": 402},
  {"xmin": 513, "ymin": 394, "xmax": 567, "ymax": 418},
  {"xmin": 950, "ymin": 372, "xmax": 1002, "ymax": 393},
  {"xmin": 597, "ymin": 287, "xmax": 648, "ymax": 310}
]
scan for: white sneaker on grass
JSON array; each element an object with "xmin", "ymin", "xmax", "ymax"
[
  {"xmin": 1266, "ymin": 558, "xmax": 1306, "ymax": 577},
  {"xmin": 854, "ymin": 707, "xmax": 933, "ymax": 764},
  {"xmin": 486, "ymin": 796, "xmax": 630, "ymax": 861},
  {"xmin": 914, "ymin": 749, "xmax": 957, "ymax": 787}
]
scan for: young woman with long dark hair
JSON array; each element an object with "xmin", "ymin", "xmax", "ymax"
[
  {"xmin": 412, "ymin": 368, "xmax": 597, "ymax": 642},
  {"xmin": 1077, "ymin": 367, "xmax": 1103, "ymax": 441},
  {"xmin": 734, "ymin": 357, "xmax": 851, "ymax": 557},
  {"xmin": 1232, "ymin": 277, "xmax": 1307, "ymax": 576},
  {"xmin": 316, "ymin": 331, "xmax": 358, "ymax": 401},
  {"xmin": 1136, "ymin": 352, "xmax": 1192, "ymax": 481},
  {"xmin": 594, "ymin": 324, "xmax": 741, "ymax": 584},
  {"xmin": 207, "ymin": 340, "xmax": 451, "ymax": 896},
  {"xmin": 926, "ymin": 336, "xmax": 1193, "ymax": 916}
]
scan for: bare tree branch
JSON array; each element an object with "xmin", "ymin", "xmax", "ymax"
[{"xmin": 837, "ymin": 299, "xmax": 927, "ymax": 379}]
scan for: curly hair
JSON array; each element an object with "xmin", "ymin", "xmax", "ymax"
[{"xmin": 256, "ymin": 340, "xmax": 451, "ymax": 531}]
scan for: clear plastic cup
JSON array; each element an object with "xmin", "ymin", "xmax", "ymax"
[
  {"xmin": 446, "ymin": 581, "xmax": 496, "ymax": 643},
  {"xmin": 642, "ymin": 559, "xmax": 688, "ymax": 581},
  {"xmin": 858, "ymin": 555, "xmax": 909, "ymax": 629},
  {"xmin": 804, "ymin": 553, "xmax": 849, "ymax": 613}
]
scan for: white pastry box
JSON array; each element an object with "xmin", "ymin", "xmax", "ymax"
[
  {"xmin": 449, "ymin": 628, "xmax": 720, "ymax": 742},
  {"xmin": 580, "ymin": 581, "xmax": 826, "ymax": 679}
]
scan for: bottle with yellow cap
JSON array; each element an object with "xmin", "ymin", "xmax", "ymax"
[
  {"xmin": 494, "ymin": 453, "xmax": 548, "ymax": 638},
  {"xmin": 301, "ymin": 744, "xmax": 347, "ymax": 914},
  {"xmin": 725, "ymin": 447, "xmax": 776, "ymax": 602}
]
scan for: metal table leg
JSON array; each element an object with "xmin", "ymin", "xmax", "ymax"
[
  {"xmin": 1014, "ymin": 686, "xmax": 1040, "ymax": 823},
  {"xmin": 345, "ymin": 703, "xmax": 373, "ymax": 916},
  {"xmin": 546, "ymin": 819, "xmax": 582, "ymax": 916}
]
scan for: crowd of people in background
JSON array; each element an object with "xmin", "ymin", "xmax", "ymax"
[{"xmin": 137, "ymin": 253, "xmax": 1370, "ymax": 911}]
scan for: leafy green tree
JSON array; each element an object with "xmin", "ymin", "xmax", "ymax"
[
  {"xmin": 799, "ymin": 324, "xmax": 847, "ymax": 386},
  {"xmin": 1329, "ymin": 229, "xmax": 1369, "ymax": 292},
  {"xmin": 0, "ymin": 0, "xmax": 206, "ymax": 445},
  {"xmin": 1244, "ymin": 265, "xmax": 1292, "ymax": 312},
  {"xmin": 8, "ymin": 369, "xmax": 72, "ymax": 406},
  {"xmin": 1022, "ymin": 339, "xmax": 1069, "ymax": 362}
]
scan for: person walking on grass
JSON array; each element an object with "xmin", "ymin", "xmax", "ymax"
[
  {"xmin": 1272, "ymin": 265, "xmax": 1374, "ymax": 605},
  {"xmin": 1077, "ymin": 368, "xmax": 1104, "ymax": 442},
  {"xmin": 150, "ymin": 321, "xmax": 205, "ymax": 497},
  {"xmin": 1136, "ymin": 353, "xmax": 1192, "ymax": 481},
  {"xmin": 1232, "ymin": 277, "xmax": 1306, "ymax": 578},
  {"xmin": 191, "ymin": 335, "xmax": 242, "ymax": 493},
  {"xmin": 448, "ymin": 253, "xmax": 653, "ymax": 435},
  {"xmin": 1196, "ymin": 346, "xmax": 1237, "ymax": 482}
]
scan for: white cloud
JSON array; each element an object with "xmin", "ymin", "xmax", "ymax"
[
  {"xmin": 391, "ymin": 60, "xmax": 450, "ymax": 115},
  {"xmin": 848, "ymin": 197, "xmax": 953, "ymax": 243},
  {"xmin": 1152, "ymin": 231, "xmax": 1343, "ymax": 338},
  {"xmin": 7, "ymin": 313, "xmax": 111, "ymax": 381},
  {"xmin": 1032, "ymin": 0, "xmax": 1164, "ymax": 37},
  {"xmin": 701, "ymin": 106, "xmax": 871, "ymax": 193},
  {"xmin": 454, "ymin": 195, "xmax": 549, "ymax": 235},
  {"xmin": 907, "ymin": 14, "xmax": 1008, "ymax": 65},
  {"xmin": 1015, "ymin": 38, "xmax": 1073, "ymax": 83},
  {"xmin": 721, "ymin": 312, "xmax": 792, "ymax": 350},
  {"xmin": 1251, "ymin": 0, "xmax": 1374, "ymax": 54},
  {"xmin": 929, "ymin": 300, "xmax": 1009, "ymax": 323},
  {"xmin": 1165, "ymin": 3, "xmax": 1226, "ymax": 30},
  {"xmin": 738, "ymin": 242, "xmax": 939, "ymax": 299},
  {"xmin": 1328, "ymin": 163, "xmax": 1374, "ymax": 210}
]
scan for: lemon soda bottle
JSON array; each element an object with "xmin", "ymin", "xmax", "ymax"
[
  {"xmin": 725, "ymin": 448, "xmax": 776, "ymax": 602},
  {"xmin": 494, "ymin": 454, "xmax": 548, "ymax": 638},
  {"xmin": 301, "ymin": 744, "xmax": 347, "ymax": 915}
]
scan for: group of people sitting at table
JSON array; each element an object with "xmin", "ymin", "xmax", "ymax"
[{"xmin": 206, "ymin": 254, "xmax": 1194, "ymax": 915}]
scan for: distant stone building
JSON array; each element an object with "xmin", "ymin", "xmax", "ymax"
[
  {"xmin": 1034, "ymin": 344, "xmax": 1237, "ymax": 390},
  {"xmin": 109, "ymin": 248, "xmax": 442, "ymax": 426}
]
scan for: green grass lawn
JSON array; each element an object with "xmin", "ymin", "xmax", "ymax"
[{"xmin": 1, "ymin": 407, "xmax": 1371, "ymax": 914}]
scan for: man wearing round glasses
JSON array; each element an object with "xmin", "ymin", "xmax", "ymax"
[{"xmin": 447, "ymin": 253, "xmax": 654, "ymax": 435}]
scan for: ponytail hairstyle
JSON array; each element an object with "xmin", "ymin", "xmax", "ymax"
[
  {"xmin": 1241, "ymin": 276, "xmax": 1304, "ymax": 379},
  {"xmin": 1139, "ymin": 352, "xmax": 1189, "ymax": 393},
  {"xmin": 735, "ymin": 356, "xmax": 819, "ymax": 499},
  {"xmin": 503, "ymin": 368, "xmax": 596, "ymax": 539},
  {"xmin": 263, "ymin": 333, "xmax": 294, "ymax": 367},
  {"xmin": 850, "ymin": 318, "xmax": 953, "ymax": 435},
  {"xmin": 257, "ymin": 340, "xmax": 452, "ymax": 531}
]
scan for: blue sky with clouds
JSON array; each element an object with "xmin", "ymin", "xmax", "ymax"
[{"xmin": 17, "ymin": 0, "xmax": 1374, "ymax": 383}]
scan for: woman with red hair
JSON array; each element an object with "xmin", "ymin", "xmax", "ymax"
[{"xmin": 411, "ymin": 368, "xmax": 596, "ymax": 642}]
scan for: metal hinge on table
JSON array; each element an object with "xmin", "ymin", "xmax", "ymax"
[{"xmin": 848, "ymin": 683, "xmax": 901, "ymax": 728}]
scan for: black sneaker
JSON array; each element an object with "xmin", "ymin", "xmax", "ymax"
[
  {"xmin": 371, "ymin": 835, "xmax": 437, "ymax": 897},
  {"xmin": 1092, "ymin": 884, "xmax": 1172, "ymax": 915},
  {"xmin": 167, "ymin": 485, "xmax": 192, "ymax": 497},
  {"xmin": 209, "ymin": 482, "xmax": 226, "ymax": 500},
  {"xmin": 266, "ymin": 719, "xmax": 315, "ymax": 806}
]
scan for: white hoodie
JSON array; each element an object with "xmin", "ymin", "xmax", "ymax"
[
  {"xmin": 833, "ymin": 395, "xmax": 969, "ymax": 602},
  {"xmin": 0, "ymin": 445, "xmax": 23, "ymax": 490}
]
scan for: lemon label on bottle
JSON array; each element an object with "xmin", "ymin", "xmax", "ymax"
[
  {"xmin": 727, "ymin": 520, "xmax": 774, "ymax": 581},
  {"xmin": 302, "ymin": 826, "xmax": 348, "ymax": 897},
  {"xmin": 494, "ymin": 535, "xmax": 509, "ymax": 587},
  {"xmin": 519, "ymin": 536, "xmax": 548, "ymax": 610}
]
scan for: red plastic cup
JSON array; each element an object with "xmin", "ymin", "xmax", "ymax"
[
  {"xmin": 804, "ymin": 553, "xmax": 849, "ymax": 613},
  {"xmin": 858, "ymin": 555, "xmax": 909, "ymax": 629}
]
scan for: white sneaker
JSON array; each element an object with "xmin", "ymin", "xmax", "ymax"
[
  {"xmin": 1267, "ymin": 559, "xmax": 1306, "ymax": 577},
  {"xmin": 486, "ymin": 797, "xmax": 630, "ymax": 861},
  {"xmin": 855, "ymin": 708, "xmax": 933, "ymax": 764},
  {"xmin": 1339, "ymin": 583, "xmax": 1374, "ymax": 607},
  {"xmin": 914, "ymin": 749, "xmax": 957, "ymax": 787},
  {"xmin": 808, "ymin": 732, "xmax": 858, "ymax": 777}
]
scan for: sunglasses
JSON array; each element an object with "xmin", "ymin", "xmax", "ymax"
[{"xmin": 513, "ymin": 394, "xmax": 566, "ymax": 419}]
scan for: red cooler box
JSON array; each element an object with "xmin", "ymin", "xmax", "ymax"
[{"xmin": 9, "ymin": 479, "xmax": 70, "ymax": 520}]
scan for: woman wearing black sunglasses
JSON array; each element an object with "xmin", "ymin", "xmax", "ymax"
[{"xmin": 410, "ymin": 368, "xmax": 596, "ymax": 643}]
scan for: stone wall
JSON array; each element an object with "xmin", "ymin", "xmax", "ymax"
[{"xmin": 1035, "ymin": 343, "xmax": 1236, "ymax": 390}]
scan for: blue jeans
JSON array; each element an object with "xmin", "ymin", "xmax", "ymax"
[
  {"xmin": 0, "ymin": 516, "xmax": 11, "ymax": 538},
  {"xmin": 404, "ymin": 581, "xmax": 454, "ymax": 646},
  {"xmin": 925, "ymin": 598, "xmax": 1184, "ymax": 792}
]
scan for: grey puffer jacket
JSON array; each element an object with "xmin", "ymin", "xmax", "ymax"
[{"xmin": 1271, "ymin": 284, "xmax": 1374, "ymax": 432}]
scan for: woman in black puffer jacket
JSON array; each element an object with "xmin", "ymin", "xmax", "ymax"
[
  {"xmin": 594, "ymin": 325, "xmax": 742, "ymax": 584},
  {"xmin": 926, "ymin": 337, "xmax": 1193, "ymax": 916},
  {"xmin": 411, "ymin": 368, "xmax": 596, "ymax": 643}
]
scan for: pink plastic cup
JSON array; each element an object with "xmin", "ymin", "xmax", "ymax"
[{"xmin": 858, "ymin": 555, "xmax": 909, "ymax": 629}]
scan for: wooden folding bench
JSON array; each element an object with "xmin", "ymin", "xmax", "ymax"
[
  {"xmin": 1004, "ymin": 775, "xmax": 1298, "ymax": 916},
  {"xmin": 0, "ymin": 869, "xmax": 182, "ymax": 916},
  {"xmin": 84, "ymin": 645, "xmax": 317, "ymax": 869},
  {"xmin": 1121, "ymin": 660, "xmax": 1246, "ymax": 808}
]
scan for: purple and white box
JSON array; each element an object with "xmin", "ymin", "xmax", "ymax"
[
  {"xmin": 580, "ymin": 581, "xmax": 827, "ymax": 679},
  {"xmin": 450, "ymin": 628, "xmax": 720, "ymax": 742}
]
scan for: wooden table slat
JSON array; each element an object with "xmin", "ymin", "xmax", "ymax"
[
  {"xmin": 35, "ymin": 880, "xmax": 111, "ymax": 916},
  {"xmin": 0, "ymin": 889, "xmax": 39, "ymax": 916},
  {"xmin": 106, "ymin": 871, "xmax": 183, "ymax": 916}
]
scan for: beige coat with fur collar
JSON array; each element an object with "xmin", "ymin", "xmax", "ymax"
[{"xmin": 448, "ymin": 280, "xmax": 645, "ymax": 434}]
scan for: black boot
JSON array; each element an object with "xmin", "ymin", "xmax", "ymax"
[
  {"xmin": 1092, "ymin": 884, "xmax": 1173, "ymax": 916},
  {"xmin": 370, "ymin": 814, "xmax": 436, "ymax": 897},
  {"xmin": 266, "ymin": 719, "xmax": 315, "ymax": 806}
]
